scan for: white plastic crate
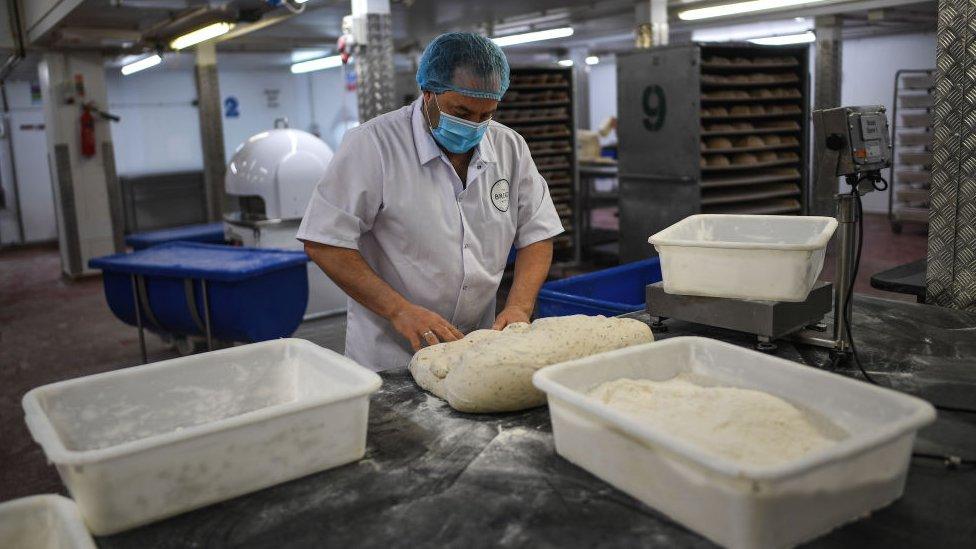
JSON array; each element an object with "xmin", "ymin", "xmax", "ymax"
[
  {"xmin": 0, "ymin": 495, "xmax": 95, "ymax": 549},
  {"xmin": 649, "ymin": 214, "xmax": 838, "ymax": 301},
  {"xmin": 533, "ymin": 337, "xmax": 935, "ymax": 549},
  {"xmin": 23, "ymin": 339, "xmax": 381, "ymax": 535}
]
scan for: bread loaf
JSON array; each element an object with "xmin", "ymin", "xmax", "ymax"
[{"xmin": 409, "ymin": 315, "xmax": 654, "ymax": 413}]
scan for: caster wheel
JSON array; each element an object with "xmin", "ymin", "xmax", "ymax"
[
  {"xmin": 891, "ymin": 223, "xmax": 902, "ymax": 234},
  {"xmin": 173, "ymin": 336, "xmax": 206, "ymax": 356},
  {"xmin": 756, "ymin": 341, "xmax": 778, "ymax": 353},
  {"xmin": 650, "ymin": 320, "xmax": 669, "ymax": 334}
]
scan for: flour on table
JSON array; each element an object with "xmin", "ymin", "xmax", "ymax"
[
  {"xmin": 409, "ymin": 315, "xmax": 654, "ymax": 413},
  {"xmin": 588, "ymin": 374, "xmax": 843, "ymax": 467}
]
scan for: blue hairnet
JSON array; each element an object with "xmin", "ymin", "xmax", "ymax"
[{"xmin": 416, "ymin": 32, "xmax": 510, "ymax": 101}]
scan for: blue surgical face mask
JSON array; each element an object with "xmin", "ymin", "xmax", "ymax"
[{"xmin": 425, "ymin": 95, "xmax": 490, "ymax": 154}]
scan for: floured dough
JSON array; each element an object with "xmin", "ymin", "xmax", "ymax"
[
  {"xmin": 588, "ymin": 374, "xmax": 843, "ymax": 467},
  {"xmin": 409, "ymin": 315, "xmax": 654, "ymax": 413}
]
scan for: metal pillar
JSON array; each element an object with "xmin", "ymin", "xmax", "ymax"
[
  {"xmin": 38, "ymin": 52, "xmax": 122, "ymax": 277},
  {"xmin": 811, "ymin": 17, "xmax": 843, "ymax": 217},
  {"xmin": 635, "ymin": 0, "xmax": 669, "ymax": 48},
  {"xmin": 194, "ymin": 42, "xmax": 226, "ymax": 221},
  {"xmin": 352, "ymin": 0, "xmax": 395, "ymax": 122},
  {"xmin": 568, "ymin": 47, "xmax": 590, "ymax": 130},
  {"xmin": 927, "ymin": 0, "xmax": 976, "ymax": 310}
]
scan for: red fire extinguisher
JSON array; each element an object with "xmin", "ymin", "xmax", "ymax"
[{"xmin": 80, "ymin": 106, "xmax": 96, "ymax": 158}]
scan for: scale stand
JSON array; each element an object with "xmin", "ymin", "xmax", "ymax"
[{"xmin": 646, "ymin": 106, "xmax": 893, "ymax": 356}]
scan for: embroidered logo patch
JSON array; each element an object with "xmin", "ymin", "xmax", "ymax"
[{"xmin": 490, "ymin": 179, "xmax": 510, "ymax": 212}]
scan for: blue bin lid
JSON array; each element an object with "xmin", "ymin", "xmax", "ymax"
[
  {"xmin": 89, "ymin": 242, "xmax": 308, "ymax": 281},
  {"xmin": 125, "ymin": 222, "xmax": 226, "ymax": 249}
]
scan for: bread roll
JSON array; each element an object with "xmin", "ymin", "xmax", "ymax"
[
  {"xmin": 707, "ymin": 154, "xmax": 731, "ymax": 167},
  {"xmin": 732, "ymin": 153, "xmax": 759, "ymax": 165}
]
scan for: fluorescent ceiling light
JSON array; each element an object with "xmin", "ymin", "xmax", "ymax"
[
  {"xmin": 585, "ymin": 56, "xmax": 599, "ymax": 65},
  {"xmin": 291, "ymin": 55, "xmax": 343, "ymax": 74},
  {"xmin": 557, "ymin": 59, "xmax": 573, "ymax": 67},
  {"xmin": 679, "ymin": 0, "xmax": 827, "ymax": 21},
  {"xmin": 492, "ymin": 27, "xmax": 574, "ymax": 47},
  {"xmin": 121, "ymin": 54, "xmax": 162, "ymax": 75},
  {"xmin": 170, "ymin": 22, "xmax": 234, "ymax": 50},
  {"xmin": 748, "ymin": 31, "xmax": 816, "ymax": 45},
  {"xmin": 291, "ymin": 49, "xmax": 329, "ymax": 63}
]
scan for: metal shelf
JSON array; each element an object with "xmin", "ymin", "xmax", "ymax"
[
  {"xmin": 703, "ymin": 198, "xmax": 801, "ymax": 215},
  {"xmin": 701, "ymin": 77, "xmax": 801, "ymax": 87},
  {"xmin": 701, "ymin": 171, "xmax": 801, "ymax": 189},
  {"xmin": 701, "ymin": 157, "xmax": 799, "ymax": 171},
  {"xmin": 499, "ymin": 115, "xmax": 570, "ymax": 125},
  {"xmin": 506, "ymin": 83, "xmax": 569, "ymax": 91},
  {"xmin": 701, "ymin": 125, "xmax": 801, "ymax": 136},
  {"xmin": 701, "ymin": 183, "xmax": 800, "ymax": 206},
  {"xmin": 498, "ymin": 100, "xmax": 570, "ymax": 109},
  {"xmin": 700, "ymin": 62, "xmax": 799, "ymax": 70},
  {"xmin": 701, "ymin": 142, "xmax": 799, "ymax": 154}
]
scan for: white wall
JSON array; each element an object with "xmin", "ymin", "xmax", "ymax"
[
  {"xmin": 0, "ymin": 80, "xmax": 57, "ymax": 245},
  {"xmin": 105, "ymin": 69, "xmax": 201, "ymax": 175},
  {"xmin": 841, "ymin": 32, "xmax": 936, "ymax": 213},
  {"xmin": 105, "ymin": 62, "xmax": 358, "ymax": 177},
  {"xmin": 588, "ymin": 60, "xmax": 617, "ymax": 145}
]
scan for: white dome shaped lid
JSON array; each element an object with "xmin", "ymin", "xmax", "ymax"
[{"xmin": 226, "ymin": 127, "xmax": 334, "ymax": 220}]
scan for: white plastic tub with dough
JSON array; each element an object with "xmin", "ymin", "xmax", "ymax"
[
  {"xmin": 0, "ymin": 495, "xmax": 96, "ymax": 549},
  {"xmin": 533, "ymin": 337, "xmax": 935, "ymax": 549},
  {"xmin": 648, "ymin": 214, "xmax": 838, "ymax": 301},
  {"xmin": 22, "ymin": 339, "xmax": 381, "ymax": 535}
]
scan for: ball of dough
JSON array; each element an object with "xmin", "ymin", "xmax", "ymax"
[
  {"xmin": 734, "ymin": 135, "xmax": 765, "ymax": 148},
  {"xmin": 705, "ymin": 137, "xmax": 733, "ymax": 149},
  {"xmin": 758, "ymin": 151, "xmax": 778, "ymax": 162},
  {"xmin": 733, "ymin": 153, "xmax": 759, "ymax": 165},
  {"xmin": 707, "ymin": 154, "xmax": 731, "ymax": 167},
  {"xmin": 408, "ymin": 316, "xmax": 654, "ymax": 413},
  {"xmin": 763, "ymin": 134, "xmax": 782, "ymax": 146},
  {"xmin": 730, "ymin": 105, "xmax": 752, "ymax": 116}
]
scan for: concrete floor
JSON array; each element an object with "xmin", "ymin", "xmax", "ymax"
[{"xmin": 0, "ymin": 213, "xmax": 928, "ymax": 502}]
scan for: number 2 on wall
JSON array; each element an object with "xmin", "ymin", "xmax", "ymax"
[{"xmin": 224, "ymin": 96, "xmax": 240, "ymax": 118}]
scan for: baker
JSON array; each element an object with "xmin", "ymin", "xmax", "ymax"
[{"xmin": 297, "ymin": 32, "xmax": 564, "ymax": 371}]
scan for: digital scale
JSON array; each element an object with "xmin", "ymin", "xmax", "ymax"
[{"xmin": 647, "ymin": 106, "xmax": 893, "ymax": 356}]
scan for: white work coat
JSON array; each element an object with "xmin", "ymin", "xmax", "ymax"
[{"xmin": 297, "ymin": 99, "xmax": 564, "ymax": 371}]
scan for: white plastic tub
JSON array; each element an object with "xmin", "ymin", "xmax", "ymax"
[
  {"xmin": 22, "ymin": 339, "xmax": 381, "ymax": 535},
  {"xmin": 649, "ymin": 214, "xmax": 838, "ymax": 301},
  {"xmin": 533, "ymin": 337, "xmax": 935, "ymax": 549},
  {"xmin": 0, "ymin": 495, "xmax": 95, "ymax": 549}
]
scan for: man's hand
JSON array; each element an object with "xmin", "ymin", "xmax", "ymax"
[
  {"xmin": 390, "ymin": 303, "xmax": 464, "ymax": 351},
  {"xmin": 492, "ymin": 306, "xmax": 531, "ymax": 331}
]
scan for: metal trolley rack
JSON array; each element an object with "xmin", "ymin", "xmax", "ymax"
[
  {"xmin": 497, "ymin": 66, "xmax": 579, "ymax": 263},
  {"xmin": 615, "ymin": 44, "xmax": 811, "ymax": 262},
  {"xmin": 888, "ymin": 69, "xmax": 935, "ymax": 233}
]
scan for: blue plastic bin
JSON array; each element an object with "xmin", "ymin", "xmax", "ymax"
[
  {"xmin": 125, "ymin": 222, "xmax": 226, "ymax": 250},
  {"xmin": 88, "ymin": 242, "xmax": 309, "ymax": 343},
  {"xmin": 536, "ymin": 258, "xmax": 663, "ymax": 317}
]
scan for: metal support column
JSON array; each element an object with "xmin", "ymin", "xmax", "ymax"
[
  {"xmin": 352, "ymin": 0, "xmax": 395, "ymax": 122},
  {"xmin": 635, "ymin": 0, "xmax": 669, "ymax": 48},
  {"xmin": 811, "ymin": 17, "xmax": 843, "ymax": 216},
  {"xmin": 927, "ymin": 0, "xmax": 976, "ymax": 310},
  {"xmin": 568, "ymin": 47, "xmax": 590, "ymax": 130},
  {"xmin": 194, "ymin": 42, "xmax": 226, "ymax": 222}
]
